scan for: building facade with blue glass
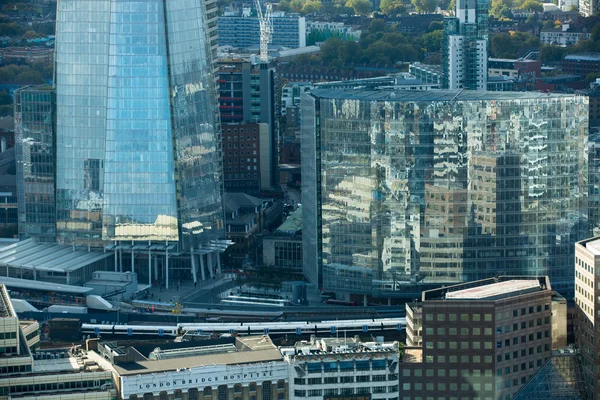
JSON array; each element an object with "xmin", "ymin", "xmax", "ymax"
[
  {"xmin": 52, "ymin": 0, "xmax": 226, "ymax": 286},
  {"xmin": 302, "ymin": 89, "xmax": 589, "ymax": 300}
]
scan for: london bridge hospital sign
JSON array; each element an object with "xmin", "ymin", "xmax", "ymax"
[{"xmin": 121, "ymin": 362, "xmax": 288, "ymax": 397}]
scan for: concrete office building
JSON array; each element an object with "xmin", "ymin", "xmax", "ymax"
[
  {"xmin": 301, "ymin": 89, "xmax": 589, "ymax": 300},
  {"xmin": 574, "ymin": 236, "xmax": 600, "ymax": 400},
  {"xmin": 10, "ymin": 0, "xmax": 229, "ymax": 287},
  {"xmin": 218, "ymin": 11, "xmax": 306, "ymax": 50},
  {"xmin": 87, "ymin": 336, "xmax": 288, "ymax": 400},
  {"xmin": 401, "ymin": 276, "xmax": 554, "ymax": 400},
  {"xmin": 284, "ymin": 336, "xmax": 399, "ymax": 400},
  {"xmin": 442, "ymin": 0, "xmax": 488, "ymax": 90},
  {"xmin": 0, "ymin": 284, "xmax": 116, "ymax": 399}
]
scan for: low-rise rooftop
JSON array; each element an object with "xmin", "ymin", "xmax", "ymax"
[
  {"xmin": 101, "ymin": 336, "xmax": 282, "ymax": 376},
  {"xmin": 310, "ymin": 88, "xmax": 581, "ymax": 102},
  {"xmin": 423, "ymin": 276, "xmax": 551, "ymax": 301},
  {"xmin": 445, "ymin": 279, "xmax": 540, "ymax": 300}
]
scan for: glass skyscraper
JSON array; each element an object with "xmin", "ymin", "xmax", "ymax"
[
  {"xmin": 302, "ymin": 89, "xmax": 589, "ymax": 299},
  {"xmin": 52, "ymin": 0, "xmax": 225, "ymax": 284}
]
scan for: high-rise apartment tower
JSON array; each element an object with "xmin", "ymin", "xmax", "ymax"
[{"xmin": 442, "ymin": 0, "xmax": 488, "ymax": 90}]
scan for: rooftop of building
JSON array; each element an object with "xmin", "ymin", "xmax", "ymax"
[
  {"xmin": 309, "ymin": 88, "xmax": 580, "ymax": 102},
  {"xmin": 0, "ymin": 239, "xmax": 112, "ymax": 274},
  {"xmin": 445, "ymin": 279, "xmax": 540, "ymax": 300},
  {"xmin": 488, "ymin": 57, "xmax": 539, "ymax": 63},
  {"xmin": 402, "ymin": 347, "xmax": 423, "ymax": 363},
  {"xmin": 409, "ymin": 62, "xmax": 443, "ymax": 74},
  {"xmin": 578, "ymin": 236, "xmax": 600, "ymax": 255},
  {"xmin": 0, "ymin": 283, "xmax": 15, "ymax": 318},
  {"xmin": 0, "ymin": 116, "xmax": 14, "ymax": 131},
  {"xmin": 0, "ymin": 276, "xmax": 94, "ymax": 295},
  {"xmin": 283, "ymin": 336, "xmax": 398, "ymax": 358},
  {"xmin": 223, "ymin": 192, "xmax": 264, "ymax": 214},
  {"xmin": 564, "ymin": 53, "xmax": 600, "ymax": 61},
  {"xmin": 274, "ymin": 206, "xmax": 302, "ymax": 235},
  {"xmin": 422, "ymin": 276, "xmax": 551, "ymax": 301},
  {"xmin": 103, "ymin": 336, "xmax": 282, "ymax": 376}
]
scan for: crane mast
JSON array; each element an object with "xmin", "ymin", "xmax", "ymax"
[{"xmin": 254, "ymin": 0, "xmax": 272, "ymax": 63}]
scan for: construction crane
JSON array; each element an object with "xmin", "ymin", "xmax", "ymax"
[{"xmin": 254, "ymin": 0, "xmax": 273, "ymax": 63}]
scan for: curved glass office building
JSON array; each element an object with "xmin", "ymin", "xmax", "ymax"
[
  {"xmin": 302, "ymin": 89, "xmax": 589, "ymax": 298},
  {"xmin": 54, "ymin": 0, "xmax": 224, "ymax": 284}
]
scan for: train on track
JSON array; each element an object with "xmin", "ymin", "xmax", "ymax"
[{"xmin": 81, "ymin": 317, "xmax": 407, "ymax": 338}]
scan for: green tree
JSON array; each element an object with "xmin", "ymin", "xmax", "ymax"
[
  {"xmin": 301, "ymin": 0, "xmax": 322, "ymax": 13},
  {"xmin": 346, "ymin": 0, "xmax": 372, "ymax": 15},
  {"xmin": 421, "ymin": 30, "xmax": 443, "ymax": 52},
  {"xmin": 520, "ymin": 0, "xmax": 543, "ymax": 11},
  {"xmin": 289, "ymin": 0, "xmax": 304, "ymax": 12},
  {"xmin": 491, "ymin": 33, "xmax": 513, "ymax": 57},
  {"xmin": 539, "ymin": 44, "xmax": 570, "ymax": 62},
  {"xmin": 15, "ymin": 70, "xmax": 45, "ymax": 85},
  {"xmin": 320, "ymin": 37, "xmax": 344, "ymax": 62},
  {"xmin": 380, "ymin": 0, "xmax": 406, "ymax": 15},
  {"xmin": 365, "ymin": 41, "xmax": 396, "ymax": 64},
  {"xmin": 0, "ymin": 67, "xmax": 17, "ymax": 84},
  {"xmin": 411, "ymin": 0, "xmax": 439, "ymax": 13},
  {"xmin": 368, "ymin": 18, "xmax": 387, "ymax": 33},
  {"xmin": 339, "ymin": 40, "xmax": 362, "ymax": 64},
  {"xmin": 0, "ymin": 91, "xmax": 11, "ymax": 106},
  {"xmin": 586, "ymin": 72, "xmax": 600, "ymax": 84},
  {"xmin": 277, "ymin": 0, "xmax": 291, "ymax": 11},
  {"xmin": 427, "ymin": 20, "xmax": 444, "ymax": 32}
]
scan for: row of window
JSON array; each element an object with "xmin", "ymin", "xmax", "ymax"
[
  {"xmin": 497, "ymin": 345, "xmax": 550, "ymax": 362},
  {"xmin": 424, "ymin": 327, "xmax": 492, "ymax": 336},
  {"xmin": 0, "ymin": 331, "xmax": 17, "ymax": 339},
  {"xmin": 226, "ymin": 143, "xmax": 257, "ymax": 149},
  {"xmin": 305, "ymin": 359, "xmax": 388, "ymax": 373},
  {"xmin": 227, "ymin": 151, "xmax": 258, "ymax": 157},
  {"xmin": 425, "ymin": 313, "xmax": 493, "ymax": 323},
  {"xmin": 403, "ymin": 381, "xmax": 494, "ymax": 393},
  {"xmin": 402, "ymin": 369, "xmax": 492, "ymax": 378},
  {"xmin": 1, "ymin": 379, "xmax": 108, "ymax": 395},
  {"xmin": 425, "ymin": 340, "xmax": 493, "ymax": 351},
  {"xmin": 0, "ymin": 364, "xmax": 32, "ymax": 375},
  {"xmin": 295, "ymin": 374, "xmax": 398, "ymax": 385},
  {"xmin": 294, "ymin": 386, "xmax": 398, "ymax": 397},
  {"xmin": 496, "ymin": 330, "xmax": 550, "ymax": 348},
  {"xmin": 496, "ymin": 358, "xmax": 545, "ymax": 376}
]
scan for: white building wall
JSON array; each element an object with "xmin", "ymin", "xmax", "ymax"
[
  {"xmin": 447, "ymin": 36, "xmax": 464, "ymax": 90},
  {"xmin": 287, "ymin": 353, "xmax": 399, "ymax": 400},
  {"xmin": 476, "ymin": 39, "xmax": 488, "ymax": 91}
]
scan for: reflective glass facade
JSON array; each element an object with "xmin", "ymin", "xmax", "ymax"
[
  {"xmin": 14, "ymin": 86, "xmax": 56, "ymax": 243},
  {"xmin": 55, "ymin": 0, "xmax": 223, "ymax": 249},
  {"xmin": 302, "ymin": 89, "xmax": 589, "ymax": 296}
]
